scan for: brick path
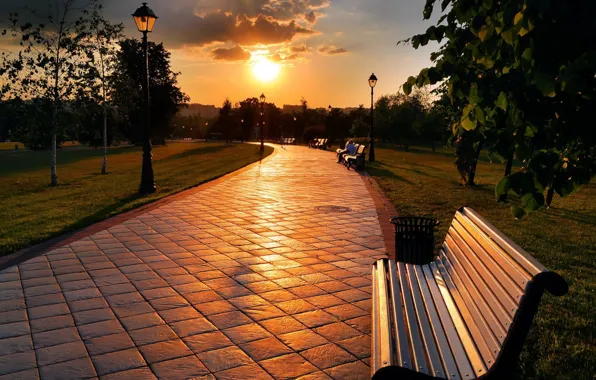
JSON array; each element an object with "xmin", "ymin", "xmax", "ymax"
[{"xmin": 0, "ymin": 145, "xmax": 388, "ymax": 380}]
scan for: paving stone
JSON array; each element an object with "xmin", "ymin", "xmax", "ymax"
[
  {"xmin": 0, "ymin": 368, "xmax": 40, "ymax": 380},
  {"xmin": 112, "ymin": 302, "xmax": 154, "ymax": 318},
  {"xmin": 28, "ymin": 303, "xmax": 70, "ymax": 320},
  {"xmin": 207, "ymin": 311, "xmax": 252, "ymax": 330},
  {"xmin": 260, "ymin": 316, "xmax": 306, "ymax": 335},
  {"xmin": 0, "ymin": 335, "xmax": 33, "ymax": 356},
  {"xmin": 324, "ymin": 304, "xmax": 368, "ymax": 321},
  {"xmin": 150, "ymin": 355, "xmax": 209, "ymax": 380},
  {"xmin": 294, "ymin": 310, "xmax": 338, "ymax": 328},
  {"xmin": 277, "ymin": 299, "xmax": 318, "ymax": 315},
  {"xmin": 323, "ymin": 360, "xmax": 370, "ymax": 380},
  {"xmin": 30, "ymin": 314, "xmax": 75, "ymax": 333},
  {"xmin": 0, "ymin": 321, "xmax": 30, "ymax": 339},
  {"xmin": 222, "ymin": 323, "xmax": 271, "ymax": 345},
  {"xmin": 300, "ymin": 343, "xmax": 357, "ymax": 370},
  {"xmin": 197, "ymin": 346, "xmax": 253, "ymax": 373},
  {"xmin": 259, "ymin": 353, "xmax": 318, "ymax": 380},
  {"xmin": 33, "ymin": 326, "xmax": 81, "ymax": 349},
  {"xmin": 0, "ymin": 299, "xmax": 26, "ymax": 313},
  {"xmin": 138, "ymin": 339, "xmax": 193, "ymax": 365},
  {"xmin": 239, "ymin": 337, "xmax": 293, "ymax": 362},
  {"xmin": 140, "ymin": 287, "xmax": 178, "ymax": 300},
  {"xmin": 129, "ymin": 325, "xmax": 177, "ymax": 346},
  {"xmin": 68, "ymin": 297, "xmax": 109, "ymax": 312},
  {"xmin": 158, "ymin": 306, "xmax": 202, "ymax": 323},
  {"xmin": 194, "ymin": 300, "xmax": 236, "ymax": 316},
  {"xmin": 91, "ymin": 348, "xmax": 146, "ymax": 376},
  {"xmin": 305, "ymin": 294, "xmax": 345, "ymax": 309},
  {"xmin": 183, "ymin": 331, "xmax": 234, "ymax": 354},
  {"xmin": 170, "ymin": 318, "xmax": 217, "ymax": 338},
  {"xmin": 36, "ymin": 340, "xmax": 88, "ymax": 367},
  {"xmin": 39, "ymin": 356, "xmax": 96, "ymax": 380},
  {"xmin": 0, "ymin": 351, "xmax": 37, "ymax": 376},
  {"xmin": 100, "ymin": 366, "xmax": 157, "ymax": 380},
  {"xmin": 182, "ymin": 290, "xmax": 222, "ymax": 304},
  {"xmin": 78, "ymin": 319, "xmax": 125, "ymax": 340},
  {"xmin": 296, "ymin": 371, "xmax": 332, "ymax": 380},
  {"xmin": 26, "ymin": 293, "xmax": 65, "ymax": 308},
  {"xmin": 85, "ymin": 332, "xmax": 136, "ymax": 356},
  {"xmin": 120, "ymin": 312, "xmax": 165, "ymax": 331},
  {"xmin": 336, "ymin": 336, "xmax": 371, "ymax": 359},
  {"xmin": 314, "ymin": 322, "xmax": 362, "ymax": 343},
  {"xmin": 213, "ymin": 363, "xmax": 273, "ymax": 380},
  {"xmin": 105, "ymin": 292, "xmax": 144, "ymax": 307},
  {"xmin": 148, "ymin": 296, "xmax": 190, "ymax": 311},
  {"xmin": 73, "ymin": 308, "xmax": 116, "ymax": 325},
  {"xmin": 279, "ymin": 329, "xmax": 329, "ymax": 351}
]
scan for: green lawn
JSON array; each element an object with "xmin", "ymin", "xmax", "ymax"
[
  {"xmin": 0, "ymin": 142, "xmax": 25, "ymax": 150},
  {"xmin": 0, "ymin": 142, "xmax": 273, "ymax": 256},
  {"xmin": 368, "ymin": 145, "xmax": 595, "ymax": 380}
]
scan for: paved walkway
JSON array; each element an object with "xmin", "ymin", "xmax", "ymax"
[{"xmin": 0, "ymin": 145, "xmax": 388, "ymax": 380}]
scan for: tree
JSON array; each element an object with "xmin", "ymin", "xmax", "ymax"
[
  {"xmin": 403, "ymin": 0, "xmax": 596, "ymax": 217},
  {"xmin": 82, "ymin": 2, "xmax": 123, "ymax": 174},
  {"xmin": 111, "ymin": 38, "xmax": 188, "ymax": 146},
  {"xmin": 2, "ymin": 0, "xmax": 96, "ymax": 185},
  {"xmin": 214, "ymin": 98, "xmax": 233, "ymax": 144}
]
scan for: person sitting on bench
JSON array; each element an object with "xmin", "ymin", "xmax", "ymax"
[{"xmin": 337, "ymin": 140, "xmax": 356, "ymax": 163}]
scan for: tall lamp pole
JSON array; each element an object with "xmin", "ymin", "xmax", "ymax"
[
  {"xmin": 368, "ymin": 73, "xmax": 377, "ymax": 162},
  {"xmin": 132, "ymin": 3, "xmax": 158, "ymax": 194},
  {"xmin": 259, "ymin": 93, "xmax": 266, "ymax": 152}
]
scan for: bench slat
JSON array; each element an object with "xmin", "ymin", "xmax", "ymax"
[
  {"xmin": 405, "ymin": 264, "xmax": 444, "ymax": 376},
  {"xmin": 372, "ymin": 262, "xmax": 394, "ymax": 371},
  {"xmin": 387, "ymin": 260, "xmax": 413, "ymax": 369},
  {"xmin": 435, "ymin": 254, "xmax": 500, "ymax": 368},
  {"xmin": 426, "ymin": 263, "xmax": 487, "ymax": 378},
  {"xmin": 398, "ymin": 262, "xmax": 429, "ymax": 375},
  {"xmin": 448, "ymin": 226, "xmax": 518, "ymax": 318},
  {"xmin": 444, "ymin": 235, "xmax": 513, "ymax": 331},
  {"xmin": 441, "ymin": 244, "xmax": 508, "ymax": 345},
  {"xmin": 455, "ymin": 212, "xmax": 531, "ymax": 291},
  {"xmin": 413, "ymin": 265, "xmax": 462, "ymax": 379}
]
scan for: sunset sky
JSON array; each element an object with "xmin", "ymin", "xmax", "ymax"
[{"xmin": 1, "ymin": 0, "xmax": 439, "ymax": 108}]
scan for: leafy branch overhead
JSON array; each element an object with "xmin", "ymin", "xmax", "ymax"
[{"xmin": 402, "ymin": 0, "xmax": 596, "ymax": 218}]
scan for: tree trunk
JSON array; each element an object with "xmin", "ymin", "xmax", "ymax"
[
  {"xmin": 466, "ymin": 141, "xmax": 483, "ymax": 186},
  {"xmin": 431, "ymin": 140, "xmax": 436, "ymax": 152},
  {"xmin": 50, "ymin": 95, "xmax": 58, "ymax": 186},
  {"xmin": 498, "ymin": 148, "xmax": 515, "ymax": 201},
  {"xmin": 101, "ymin": 104, "xmax": 108, "ymax": 174}
]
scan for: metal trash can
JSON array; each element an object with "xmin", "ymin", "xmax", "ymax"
[{"xmin": 390, "ymin": 217, "xmax": 440, "ymax": 265}]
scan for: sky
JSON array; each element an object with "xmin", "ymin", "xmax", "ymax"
[{"xmin": 0, "ymin": 0, "xmax": 440, "ymax": 108}]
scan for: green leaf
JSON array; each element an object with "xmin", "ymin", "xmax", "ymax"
[
  {"xmin": 522, "ymin": 48, "xmax": 532, "ymax": 61},
  {"xmin": 475, "ymin": 107, "xmax": 485, "ymax": 123},
  {"xmin": 495, "ymin": 177, "xmax": 511, "ymax": 200},
  {"xmin": 522, "ymin": 192, "xmax": 542, "ymax": 212},
  {"xmin": 511, "ymin": 206, "xmax": 526, "ymax": 219},
  {"xmin": 524, "ymin": 126, "xmax": 535, "ymax": 137},
  {"xmin": 478, "ymin": 25, "xmax": 490, "ymax": 41},
  {"xmin": 534, "ymin": 71, "xmax": 556, "ymax": 97},
  {"xmin": 403, "ymin": 82, "xmax": 412, "ymax": 96},
  {"xmin": 502, "ymin": 30, "xmax": 514, "ymax": 45},
  {"xmin": 513, "ymin": 12, "xmax": 523, "ymax": 25},
  {"xmin": 495, "ymin": 92, "xmax": 508, "ymax": 111},
  {"xmin": 461, "ymin": 116, "xmax": 477, "ymax": 131}
]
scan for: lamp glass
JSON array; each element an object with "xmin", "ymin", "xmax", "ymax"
[
  {"xmin": 259, "ymin": 93, "xmax": 266, "ymax": 103},
  {"xmin": 132, "ymin": 3, "xmax": 158, "ymax": 32},
  {"xmin": 368, "ymin": 73, "xmax": 378, "ymax": 88}
]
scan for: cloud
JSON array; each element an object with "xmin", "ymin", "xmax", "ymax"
[
  {"xmin": 212, "ymin": 45, "xmax": 251, "ymax": 61},
  {"xmin": 194, "ymin": 0, "xmax": 331, "ymax": 21},
  {"xmin": 304, "ymin": 11, "xmax": 316, "ymax": 24},
  {"xmin": 289, "ymin": 44, "xmax": 309, "ymax": 53},
  {"xmin": 318, "ymin": 45, "xmax": 349, "ymax": 55}
]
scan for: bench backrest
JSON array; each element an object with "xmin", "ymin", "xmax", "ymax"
[
  {"xmin": 435, "ymin": 207, "xmax": 567, "ymax": 376},
  {"xmin": 356, "ymin": 145, "xmax": 365, "ymax": 155}
]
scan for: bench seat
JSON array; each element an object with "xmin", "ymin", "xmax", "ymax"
[{"xmin": 372, "ymin": 207, "xmax": 567, "ymax": 379}]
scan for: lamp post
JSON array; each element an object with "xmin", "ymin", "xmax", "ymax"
[
  {"xmin": 368, "ymin": 73, "xmax": 377, "ymax": 162},
  {"xmin": 132, "ymin": 3, "xmax": 158, "ymax": 194},
  {"xmin": 259, "ymin": 93, "xmax": 266, "ymax": 152},
  {"xmin": 240, "ymin": 119, "xmax": 244, "ymax": 143},
  {"xmin": 293, "ymin": 116, "xmax": 297, "ymax": 139}
]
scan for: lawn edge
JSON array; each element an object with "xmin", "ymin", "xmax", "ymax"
[{"xmin": 0, "ymin": 144, "xmax": 277, "ymax": 269}]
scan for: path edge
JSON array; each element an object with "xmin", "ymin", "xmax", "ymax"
[{"xmin": 0, "ymin": 146, "xmax": 278, "ymax": 270}]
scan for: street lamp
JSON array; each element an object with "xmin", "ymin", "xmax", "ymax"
[
  {"xmin": 368, "ymin": 73, "xmax": 377, "ymax": 162},
  {"xmin": 133, "ymin": 2, "xmax": 158, "ymax": 194},
  {"xmin": 240, "ymin": 119, "xmax": 244, "ymax": 143},
  {"xmin": 259, "ymin": 93, "xmax": 266, "ymax": 152}
]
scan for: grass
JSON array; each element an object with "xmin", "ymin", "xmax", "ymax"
[
  {"xmin": 0, "ymin": 142, "xmax": 25, "ymax": 150},
  {"xmin": 0, "ymin": 142, "xmax": 273, "ymax": 256},
  {"xmin": 368, "ymin": 145, "xmax": 595, "ymax": 380}
]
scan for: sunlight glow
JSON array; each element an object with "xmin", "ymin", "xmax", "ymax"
[{"xmin": 252, "ymin": 57, "xmax": 280, "ymax": 83}]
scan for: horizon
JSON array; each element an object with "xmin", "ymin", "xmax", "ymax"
[{"xmin": 0, "ymin": 0, "xmax": 440, "ymax": 108}]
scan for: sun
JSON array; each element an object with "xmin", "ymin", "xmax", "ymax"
[{"xmin": 252, "ymin": 58, "xmax": 280, "ymax": 82}]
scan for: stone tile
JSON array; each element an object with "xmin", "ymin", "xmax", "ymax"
[
  {"xmin": 129, "ymin": 325, "xmax": 177, "ymax": 346},
  {"xmin": 112, "ymin": 302, "xmax": 154, "ymax": 318},
  {"xmin": 100, "ymin": 366, "xmax": 157, "ymax": 380},
  {"xmin": 277, "ymin": 299, "xmax": 318, "ymax": 315},
  {"xmin": 105, "ymin": 292, "xmax": 144, "ymax": 307},
  {"xmin": 239, "ymin": 337, "xmax": 292, "ymax": 362},
  {"xmin": 120, "ymin": 312, "xmax": 165, "ymax": 331},
  {"xmin": 140, "ymin": 287, "xmax": 178, "ymax": 300},
  {"xmin": 0, "ymin": 368, "xmax": 40, "ymax": 380},
  {"xmin": 26, "ymin": 293, "xmax": 65, "ymax": 308},
  {"xmin": 336, "ymin": 336, "xmax": 371, "ymax": 359},
  {"xmin": 36, "ymin": 340, "xmax": 88, "ymax": 367},
  {"xmin": 314, "ymin": 322, "xmax": 362, "ymax": 343},
  {"xmin": 300, "ymin": 343, "xmax": 357, "ymax": 370},
  {"xmin": 207, "ymin": 311, "xmax": 252, "ymax": 330},
  {"xmin": 197, "ymin": 346, "xmax": 252, "ymax": 373},
  {"xmin": 324, "ymin": 304, "xmax": 368, "ymax": 321},
  {"xmin": 33, "ymin": 327, "xmax": 80, "ymax": 349},
  {"xmin": 148, "ymin": 296, "xmax": 190, "ymax": 311},
  {"xmin": 170, "ymin": 318, "xmax": 217, "ymax": 338},
  {"xmin": 38, "ymin": 357, "xmax": 96, "ymax": 380},
  {"xmin": 345, "ymin": 316, "xmax": 371, "ymax": 335},
  {"xmin": 0, "ymin": 321, "xmax": 30, "ymax": 339},
  {"xmin": 333, "ymin": 289, "xmax": 369, "ymax": 303},
  {"xmin": 183, "ymin": 290, "xmax": 221, "ymax": 304},
  {"xmin": 68, "ymin": 297, "xmax": 109, "ymax": 312},
  {"xmin": 158, "ymin": 306, "xmax": 202, "ymax": 323},
  {"xmin": 99, "ymin": 283, "xmax": 137, "ymax": 296},
  {"xmin": 78, "ymin": 319, "xmax": 125, "ymax": 340},
  {"xmin": 183, "ymin": 331, "xmax": 233, "ymax": 354},
  {"xmin": 259, "ymin": 353, "xmax": 318, "ymax": 380},
  {"xmin": 260, "ymin": 316, "xmax": 306, "ymax": 335},
  {"xmin": 30, "ymin": 314, "xmax": 75, "ymax": 333},
  {"xmin": 73, "ymin": 308, "xmax": 116, "ymax": 325},
  {"xmin": 260, "ymin": 289, "xmax": 298, "ymax": 303},
  {"xmin": 213, "ymin": 363, "xmax": 273, "ymax": 380},
  {"xmin": 85, "ymin": 332, "xmax": 135, "ymax": 356},
  {"xmin": 28, "ymin": 303, "xmax": 70, "ymax": 320},
  {"xmin": 279, "ymin": 329, "xmax": 329, "ymax": 351},
  {"xmin": 150, "ymin": 355, "xmax": 209, "ymax": 380},
  {"xmin": 323, "ymin": 360, "xmax": 370, "ymax": 380},
  {"xmin": 0, "ymin": 299, "xmax": 26, "ymax": 313},
  {"xmin": 138, "ymin": 339, "xmax": 193, "ymax": 365},
  {"xmin": 91, "ymin": 348, "xmax": 146, "ymax": 376},
  {"xmin": 296, "ymin": 371, "xmax": 332, "ymax": 380},
  {"xmin": 59, "ymin": 279, "xmax": 96, "ymax": 292},
  {"xmin": 0, "ymin": 335, "xmax": 33, "ymax": 356},
  {"xmin": 194, "ymin": 300, "xmax": 236, "ymax": 316},
  {"xmin": 222, "ymin": 323, "xmax": 271, "ymax": 344},
  {"xmin": 294, "ymin": 310, "xmax": 337, "ymax": 328},
  {"xmin": 63, "ymin": 288, "xmax": 102, "ymax": 302},
  {"xmin": 305, "ymin": 294, "xmax": 345, "ymax": 309},
  {"xmin": 0, "ymin": 351, "xmax": 37, "ymax": 376}
]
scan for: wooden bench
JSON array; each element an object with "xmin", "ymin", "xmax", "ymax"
[
  {"xmin": 343, "ymin": 144, "xmax": 366, "ymax": 170},
  {"xmin": 372, "ymin": 207, "xmax": 567, "ymax": 379}
]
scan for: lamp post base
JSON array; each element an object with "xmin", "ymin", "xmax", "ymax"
[{"xmin": 140, "ymin": 148, "xmax": 156, "ymax": 194}]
